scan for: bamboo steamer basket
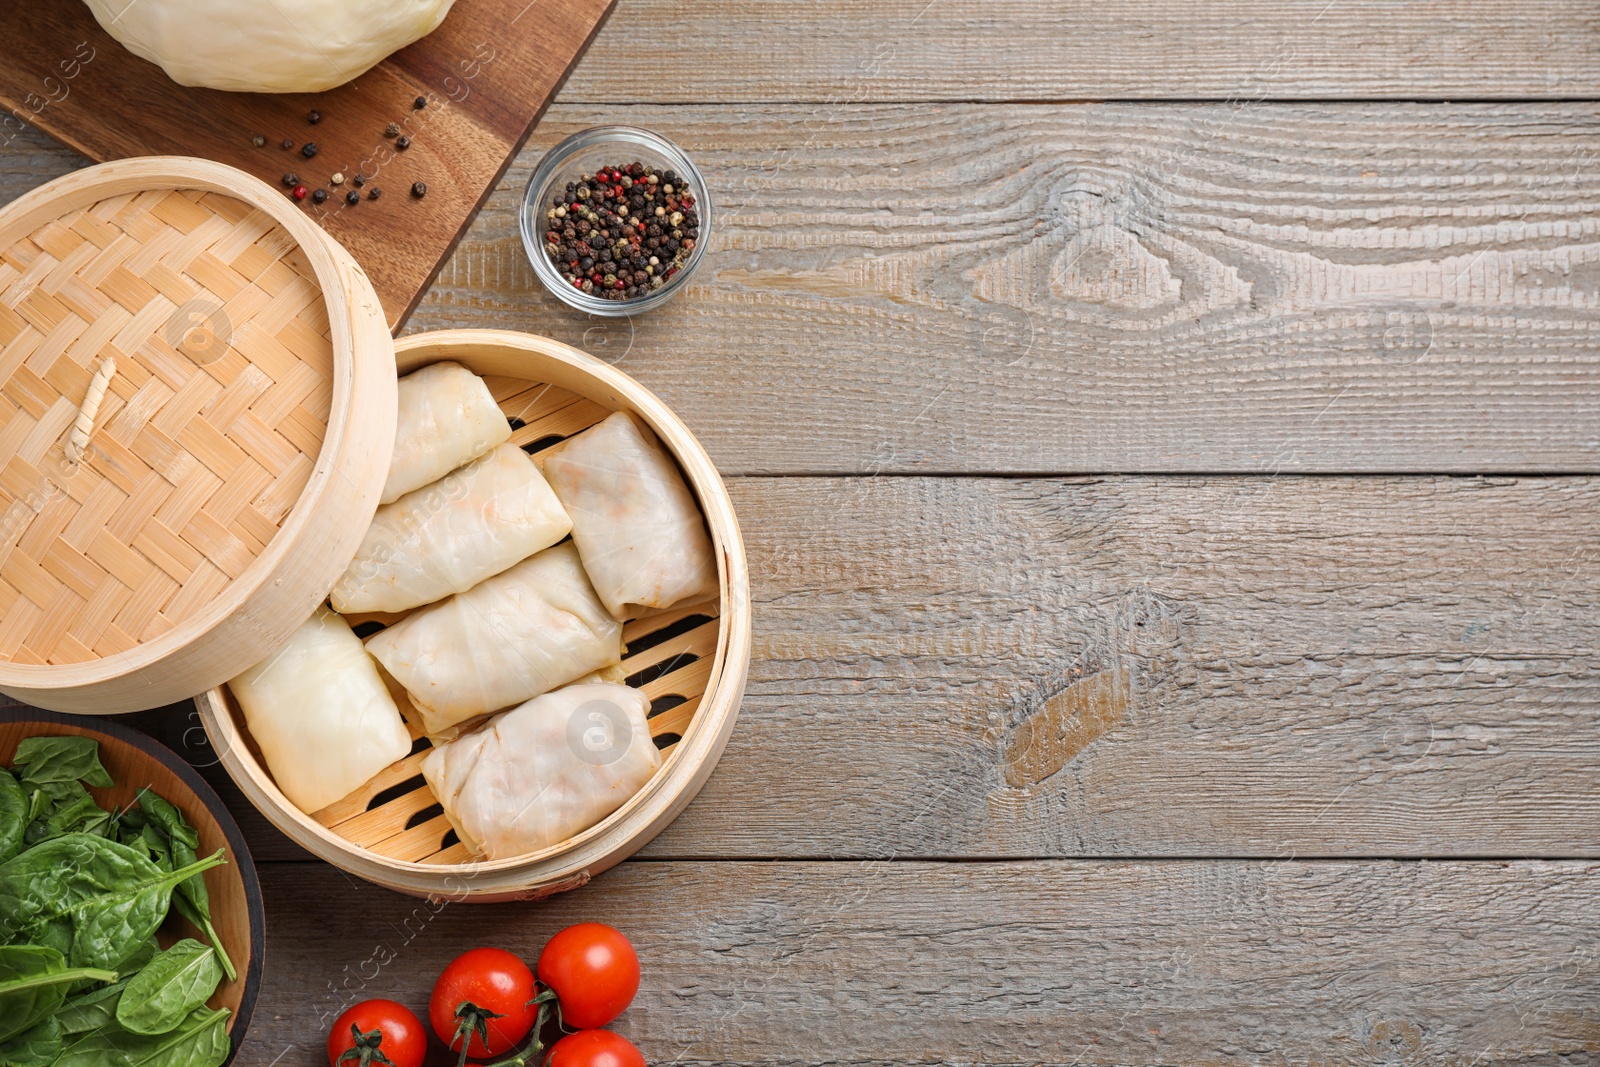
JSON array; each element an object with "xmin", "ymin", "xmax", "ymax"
[
  {"xmin": 0, "ymin": 157, "xmax": 395, "ymax": 713},
  {"xmin": 198, "ymin": 329, "xmax": 751, "ymax": 901}
]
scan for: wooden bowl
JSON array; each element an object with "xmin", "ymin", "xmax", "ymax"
[
  {"xmin": 0, "ymin": 157, "xmax": 395, "ymax": 714},
  {"xmin": 198, "ymin": 329, "xmax": 751, "ymax": 901},
  {"xmin": 0, "ymin": 707, "xmax": 264, "ymax": 1056}
]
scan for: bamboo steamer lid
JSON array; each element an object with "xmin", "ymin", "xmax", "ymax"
[{"xmin": 0, "ymin": 157, "xmax": 395, "ymax": 713}]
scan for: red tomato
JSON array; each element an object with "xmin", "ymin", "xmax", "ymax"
[
  {"xmin": 327, "ymin": 1000, "xmax": 426, "ymax": 1067},
  {"xmin": 546, "ymin": 1031, "xmax": 646, "ymax": 1067},
  {"xmin": 429, "ymin": 947, "xmax": 538, "ymax": 1060},
  {"xmin": 536, "ymin": 923, "xmax": 641, "ymax": 1030}
]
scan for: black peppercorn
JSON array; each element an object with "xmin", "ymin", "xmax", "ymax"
[
  {"xmin": 346, "ymin": 190, "xmax": 361, "ymax": 205},
  {"xmin": 541, "ymin": 160, "xmax": 698, "ymax": 301},
  {"xmin": 301, "ymin": 142, "xmax": 318, "ymax": 158},
  {"xmin": 411, "ymin": 181, "xmax": 427, "ymax": 198},
  {"xmin": 396, "ymin": 136, "xmax": 411, "ymax": 150},
  {"xmin": 352, "ymin": 174, "xmax": 366, "ymax": 187},
  {"xmin": 281, "ymin": 138, "xmax": 294, "ymax": 150},
  {"xmin": 308, "ymin": 110, "xmax": 321, "ymax": 124},
  {"xmin": 281, "ymin": 173, "xmax": 298, "ymax": 187},
  {"xmin": 368, "ymin": 187, "xmax": 382, "ymax": 200},
  {"xmin": 311, "ymin": 188, "xmax": 328, "ymax": 204},
  {"xmin": 384, "ymin": 123, "xmax": 400, "ymax": 138},
  {"xmin": 413, "ymin": 96, "xmax": 427, "ymax": 109}
]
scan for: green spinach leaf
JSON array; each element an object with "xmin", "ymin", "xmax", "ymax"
[
  {"xmin": 30, "ymin": 917, "xmax": 73, "ymax": 961},
  {"xmin": 13, "ymin": 737, "xmax": 113, "ymax": 788},
  {"xmin": 0, "ymin": 771, "xmax": 25, "ymax": 863},
  {"xmin": 54, "ymin": 979, "xmax": 129, "ymax": 1034},
  {"xmin": 54, "ymin": 1005, "xmax": 231, "ymax": 1067},
  {"xmin": 0, "ymin": 834, "xmax": 226, "ymax": 970},
  {"xmin": 22, "ymin": 780, "xmax": 103, "ymax": 847},
  {"xmin": 0, "ymin": 945, "xmax": 117, "ymax": 1043},
  {"xmin": 123, "ymin": 825, "xmax": 172, "ymax": 870},
  {"xmin": 0, "ymin": 1016, "xmax": 62, "ymax": 1067},
  {"xmin": 37, "ymin": 789, "xmax": 114, "ymax": 842},
  {"xmin": 136, "ymin": 793, "xmax": 235, "ymax": 984},
  {"xmin": 110, "ymin": 936, "xmax": 159, "ymax": 978},
  {"xmin": 22, "ymin": 786, "xmax": 49, "ymax": 826},
  {"xmin": 134, "ymin": 792, "xmax": 198, "ymax": 850},
  {"xmin": 115, "ymin": 939, "xmax": 222, "ymax": 1037}
]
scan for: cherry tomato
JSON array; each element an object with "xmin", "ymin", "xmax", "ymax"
[
  {"xmin": 429, "ymin": 947, "xmax": 538, "ymax": 1060},
  {"xmin": 327, "ymin": 1000, "xmax": 426, "ymax": 1067},
  {"xmin": 536, "ymin": 923, "xmax": 641, "ymax": 1030},
  {"xmin": 546, "ymin": 1031, "xmax": 646, "ymax": 1067}
]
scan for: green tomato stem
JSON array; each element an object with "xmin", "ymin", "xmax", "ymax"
[{"xmin": 479, "ymin": 991, "xmax": 559, "ymax": 1067}]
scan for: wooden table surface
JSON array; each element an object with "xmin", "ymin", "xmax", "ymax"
[{"xmin": 5, "ymin": 1, "xmax": 1600, "ymax": 1063}]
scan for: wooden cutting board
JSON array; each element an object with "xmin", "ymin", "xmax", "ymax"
[{"xmin": 0, "ymin": 0, "xmax": 616, "ymax": 331}]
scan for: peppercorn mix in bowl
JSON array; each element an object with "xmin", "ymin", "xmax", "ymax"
[{"xmin": 521, "ymin": 126, "xmax": 710, "ymax": 315}]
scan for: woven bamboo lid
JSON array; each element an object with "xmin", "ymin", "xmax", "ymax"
[{"xmin": 0, "ymin": 157, "xmax": 395, "ymax": 713}]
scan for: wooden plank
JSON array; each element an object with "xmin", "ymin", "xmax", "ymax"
[
  {"xmin": 414, "ymin": 102, "xmax": 1600, "ymax": 475},
  {"xmin": 12, "ymin": 102, "xmax": 1600, "ymax": 474},
  {"xmin": 564, "ymin": 0, "xmax": 1600, "ymax": 102},
  {"xmin": 46, "ymin": 472, "xmax": 1600, "ymax": 863},
  {"xmin": 0, "ymin": 0, "xmax": 616, "ymax": 330},
  {"xmin": 244, "ymin": 859, "xmax": 1600, "ymax": 1065},
  {"xmin": 635, "ymin": 474, "xmax": 1600, "ymax": 859}
]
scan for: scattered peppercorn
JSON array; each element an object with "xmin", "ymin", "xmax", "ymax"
[
  {"xmin": 311, "ymin": 188, "xmax": 328, "ymax": 204},
  {"xmin": 281, "ymin": 138, "xmax": 295, "ymax": 150},
  {"xmin": 346, "ymin": 190, "xmax": 361, "ymax": 205},
  {"xmin": 411, "ymin": 181, "xmax": 427, "ymax": 198},
  {"xmin": 251, "ymin": 135, "xmax": 266, "ymax": 148},
  {"xmin": 281, "ymin": 173, "xmax": 298, "ymax": 187},
  {"xmin": 384, "ymin": 123, "xmax": 400, "ymax": 138},
  {"xmin": 352, "ymin": 174, "xmax": 366, "ymax": 188},
  {"xmin": 331, "ymin": 172, "xmax": 345, "ymax": 185},
  {"xmin": 292, "ymin": 184, "xmax": 308, "ymax": 200},
  {"xmin": 413, "ymin": 96, "xmax": 427, "ymax": 109},
  {"xmin": 301, "ymin": 142, "xmax": 319, "ymax": 158},
  {"xmin": 368, "ymin": 187, "xmax": 382, "ymax": 200},
  {"xmin": 308, "ymin": 110, "xmax": 321, "ymax": 125},
  {"xmin": 541, "ymin": 161, "xmax": 700, "ymax": 301},
  {"xmin": 396, "ymin": 136, "xmax": 411, "ymax": 150}
]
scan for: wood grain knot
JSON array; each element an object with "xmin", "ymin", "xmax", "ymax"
[{"xmin": 1003, "ymin": 667, "xmax": 1132, "ymax": 788}]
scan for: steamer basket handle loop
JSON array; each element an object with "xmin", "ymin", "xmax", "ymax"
[{"xmin": 64, "ymin": 356, "xmax": 115, "ymax": 466}]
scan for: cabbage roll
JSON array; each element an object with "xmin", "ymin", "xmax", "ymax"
[
  {"xmin": 383, "ymin": 361, "xmax": 511, "ymax": 504},
  {"xmin": 422, "ymin": 683, "xmax": 662, "ymax": 858},
  {"xmin": 332, "ymin": 443, "xmax": 572, "ymax": 614},
  {"xmin": 228, "ymin": 606, "xmax": 412, "ymax": 814},
  {"xmin": 540, "ymin": 411, "xmax": 718, "ymax": 619},
  {"xmin": 365, "ymin": 542, "xmax": 623, "ymax": 735}
]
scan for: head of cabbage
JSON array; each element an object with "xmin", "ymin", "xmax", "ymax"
[{"xmin": 82, "ymin": 0, "xmax": 457, "ymax": 93}]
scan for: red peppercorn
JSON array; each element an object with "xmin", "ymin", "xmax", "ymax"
[
  {"xmin": 572, "ymin": 279, "xmax": 583, "ymax": 289},
  {"xmin": 292, "ymin": 184, "xmax": 308, "ymax": 200}
]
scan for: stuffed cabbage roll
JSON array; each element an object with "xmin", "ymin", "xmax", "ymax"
[
  {"xmin": 540, "ymin": 411, "xmax": 718, "ymax": 619},
  {"xmin": 383, "ymin": 361, "xmax": 511, "ymax": 504},
  {"xmin": 228, "ymin": 606, "xmax": 412, "ymax": 814},
  {"xmin": 421, "ymin": 682, "xmax": 661, "ymax": 858},
  {"xmin": 365, "ymin": 542, "xmax": 623, "ymax": 735},
  {"xmin": 332, "ymin": 443, "xmax": 572, "ymax": 614}
]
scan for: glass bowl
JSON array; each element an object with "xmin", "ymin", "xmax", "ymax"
[{"xmin": 520, "ymin": 126, "xmax": 711, "ymax": 316}]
